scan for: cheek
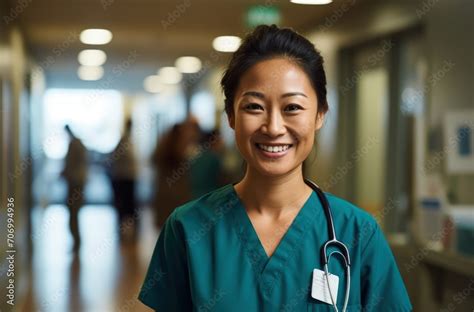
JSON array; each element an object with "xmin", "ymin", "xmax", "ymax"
[
  {"xmin": 297, "ymin": 132, "xmax": 315, "ymax": 152},
  {"xmin": 294, "ymin": 131, "xmax": 315, "ymax": 162},
  {"xmin": 234, "ymin": 119, "xmax": 255, "ymax": 153},
  {"xmin": 289, "ymin": 116, "xmax": 317, "ymax": 142},
  {"xmin": 235, "ymin": 116, "xmax": 259, "ymax": 137}
]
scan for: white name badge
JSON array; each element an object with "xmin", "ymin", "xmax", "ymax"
[{"xmin": 311, "ymin": 268, "xmax": 339, "ymax": 305}]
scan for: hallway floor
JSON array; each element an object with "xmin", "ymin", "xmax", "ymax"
[{"xmin": 21, "ymin": 204, "xmax": 159, "ymax": 312}]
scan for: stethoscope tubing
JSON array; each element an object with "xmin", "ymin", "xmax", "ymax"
[{"xmin": 304, "ymin": 179, "xmax": 351, "ymax": 312}]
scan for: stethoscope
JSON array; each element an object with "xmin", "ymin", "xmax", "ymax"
[{"xmin": 304, "ymin": 179, "xmax": 351, "ymax": 312}]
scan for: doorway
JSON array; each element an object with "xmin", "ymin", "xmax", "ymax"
[{"xmin": 337, "ymin": 26, "xmax": 426, "ymax": 233}]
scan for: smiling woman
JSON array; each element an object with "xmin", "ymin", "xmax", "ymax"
[
  {"xmin": 228, "ymin": 58, "xmax": 323, "ymax": 177},
  {"xmin": 139, "ymin": 25, "xmax": 412, "ymax": 312}
]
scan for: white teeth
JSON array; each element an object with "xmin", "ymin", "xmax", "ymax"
[{"xmin": 257, "ymin": 144, "xmax": 291, "ymax": 153}]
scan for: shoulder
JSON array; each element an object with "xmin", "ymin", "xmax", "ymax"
[
  {"xmin": 325, "ymin": 193, "xmax": 376, "ymax": 221},
  {"xmin": 169, "ymin": 184, "xmax": 236, "ymax": 226},
  {"xmin": 324, "ymin": 192, "xmax": 380, "ymax": 236}
]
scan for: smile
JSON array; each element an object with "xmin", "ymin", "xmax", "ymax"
[{"xmin": 256, "ymin": 143, "xmax": 293, "ymax": 153}]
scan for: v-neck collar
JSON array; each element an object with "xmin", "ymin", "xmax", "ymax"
[{"xmin": 228, "ymin": 184, "xmax": 319, "ymax": 299}]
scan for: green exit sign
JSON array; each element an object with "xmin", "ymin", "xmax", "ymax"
[{"xmin": 245, "ymin": 5, "xmax": 281, "ymax": 28}]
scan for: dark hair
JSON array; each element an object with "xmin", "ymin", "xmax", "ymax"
[
  {"xmin": 64, "ymin": 124, "xmax": 74, "ymax": 136},
  {"xmin": 221, "ymin": 24, "xmax": 328, "ymax": 117}
]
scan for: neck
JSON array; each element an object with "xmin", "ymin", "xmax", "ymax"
[{"xmin": 234, "ymin": 165, "xmax": 312, "ymax": 218}]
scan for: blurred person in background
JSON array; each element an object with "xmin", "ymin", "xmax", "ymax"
[
  {"xmin": 181, "ymin": 116, "xmax": 202, "ymax": 158},
  {"xmin": 107, "ymin": 118, "xmax": 138, "ymax": 242},
  {"xmin": 62, "ymin": 124, "xmax": 88, "ymax": 253},
  {"xmin": 151, "ymin": 119, "xmax": 200, "ymax": 229},
  {"xmin": 190, "ymin": 129, "xmax": 226, "ymax": 198}
]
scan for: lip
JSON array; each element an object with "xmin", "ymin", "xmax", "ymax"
[{"xmin": 254, "ymin": 143, "xmax": 293, "ymax": 159}]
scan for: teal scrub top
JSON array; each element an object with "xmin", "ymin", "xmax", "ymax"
[
  {"xmin": 139, "ymin": 184, "xmax": 412, "ymax": 311},
  {"xmin": 190, "ymin": 150, "xmax": 222, "ymax": 199}
]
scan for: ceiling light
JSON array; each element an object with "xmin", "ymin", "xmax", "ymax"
[
  {"xmin": 80, "ymin": 29, "xmax": 113, "ymax": 45},
  {"xmin": 175, "ymin": 56, "xmax": 202, "ymax": 74},
  {"xmin": 212, "ymin": 36, "xmax": 241, "ymax": 52},
  {"xmin": 77, "ymin": 66, "xmax": 104, "ymax": 81},
  {"xmin": 290, "ymin": 0, "xmax": 332, "ymax": 4},
  {"xmin": 78, "ymin": 49, "xmax": 107, "ymax": 66},
  {"xmin": 144, "ymin": 75, "xmax": 163, "ymax": 93},
  {"xmin": 158, "ymin": 67, "xmax": 182, "ymax": 84}
]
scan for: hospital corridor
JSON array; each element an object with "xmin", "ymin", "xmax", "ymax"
[{"xmin": 1, "ymin": 0, "xmax": 473, "ymax": 311}]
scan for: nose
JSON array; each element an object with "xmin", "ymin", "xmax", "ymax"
[{"xmin": 261, "ymin": 109, "xmax": 286, "ymax": 137}]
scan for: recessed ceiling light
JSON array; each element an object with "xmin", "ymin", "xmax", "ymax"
[
  {"xmin": 80, "ymin": 29, "xmax": 113, "ymax": 45},
  {"xmin": 175, "ymin": 56, "xmax": 202, "ymax": 74},
  {"xmin": 144, "ymin": 75, "xmax": 163, "ymax": 93},
  {"xmin": 77, "ymin": 66, "xmax": 104, "ymax": 81},
  {"xmin": 290, "ymin": 0, "xmax": 332, "ymax": 4},
  {"xmin": 78, "ymin": 49, "xmax": 107, "ymax": 66},
  {"xmin": 212, "ymin": 36, "xmax": 242, "ymax": 52},
  {"xmin": 158, "ymin": 67, "xmax": 182, "ymax": 84}
]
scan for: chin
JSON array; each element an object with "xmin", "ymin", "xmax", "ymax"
[{"xmin": 252, "ymin": 161, "xmax": 300, "ymax": 178}]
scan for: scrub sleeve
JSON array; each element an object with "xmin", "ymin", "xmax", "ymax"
[
  {"xmin": 360, "ymin": 223, "xmax": 412, "ymax": 311},
  {"xmin": 138, "ymin": 213, "xmax": 192, "ymax": 310}
]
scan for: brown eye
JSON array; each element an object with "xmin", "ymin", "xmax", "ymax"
[
  {"xmin": 284, "ymin": 104, "xmax": 302, "ymax": 112},
  {"xmin": 245, "ymin": 103, "xmax": 264, "ymax": 111}
]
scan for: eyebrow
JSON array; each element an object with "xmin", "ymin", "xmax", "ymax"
[{"xmin": 241, "ymin": 91, "xmax": 307, "ymax": 99}]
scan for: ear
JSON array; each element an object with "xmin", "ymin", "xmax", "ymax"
[
  {"xmin": 315, "ymin": 112, "xmax": 325, "ymax": 131},
  {"xmin": 227, "ymin": 113, "xmax": 235, "ymax": 130}
]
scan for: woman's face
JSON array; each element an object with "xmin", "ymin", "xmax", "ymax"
[{"xmin": 228, "ymin": 58, "xmax": 324, "ymax": 178}]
